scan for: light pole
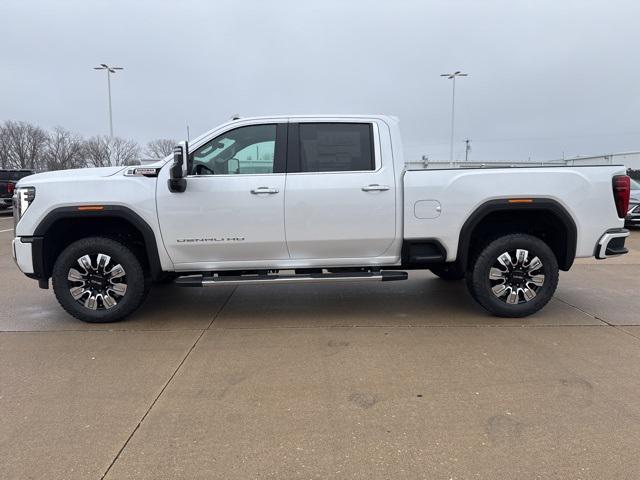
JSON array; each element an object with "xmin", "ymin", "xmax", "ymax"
[
  {"xmin": 93, "ymin": 63, "xmax": 123, "ymax": 137},
  {"xmin": 440, "ymin": 71, "xmax": 468, "ymax": 167}
]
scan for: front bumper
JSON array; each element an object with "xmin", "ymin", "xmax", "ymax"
[
  {"xmin": 595, "ymin": 228, "xmax": 630, "ymax": 259},
  {"xmin": 12, "ymin": 237, "xmax": 34, "ymax": 274},
  {"xmin": 13, "ymin": 236, "xmax": 49, "ymax": 288},
  {"xmin": 0, "ymin": 198, "xmax": 13, "ymax": 209}
]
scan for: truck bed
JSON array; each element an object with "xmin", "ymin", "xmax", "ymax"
[{"xmin": 403, "ymin": 164, "xmax": 627, "ymax": 261}]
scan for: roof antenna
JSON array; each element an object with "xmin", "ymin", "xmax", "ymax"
[{"xmin": 231, "ymin": 114, "xmax": 241, "ymax": 120}]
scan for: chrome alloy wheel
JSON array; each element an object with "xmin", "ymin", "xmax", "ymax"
[
  {"xmin": 489, "ymin": 249, "xmax": 545, "ymax": 305},
  {"xmin": 67, "ymin": 254, "xmax": 127, "ymax": 310}
]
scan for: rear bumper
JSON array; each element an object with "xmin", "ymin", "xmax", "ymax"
[{"xmin": 595, "ymin": 228, "xmax": 630, "ymax": 259}]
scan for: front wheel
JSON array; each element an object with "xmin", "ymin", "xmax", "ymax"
[
  {"xmin": 466, "ymin": 234, "xmax": 559, "ymax": 317},
  {"xmin": 52, "ymin": 237, "xmax": 148, "ymax": 323}
]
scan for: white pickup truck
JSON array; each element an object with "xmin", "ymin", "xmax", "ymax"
[{"xmin": 11, "ymin": 115, "xmax": 631, "ymax": 323}]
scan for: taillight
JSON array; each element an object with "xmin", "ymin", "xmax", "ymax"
[
  {"xmin": 612, "ymin": 175, "xmax": 630, "ymax": 218},
  {"xmin": 7, "ymin": 182, "xmax": 14, "ymax": 195}
]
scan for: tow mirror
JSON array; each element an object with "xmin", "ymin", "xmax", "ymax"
[{"xmin": 168, "ymin": 141, "xmax": 188, "ymax": 193}]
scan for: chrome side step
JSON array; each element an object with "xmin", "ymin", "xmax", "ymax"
[{"xmin": 175, "ymin": 271, "xmax": 408, "ymax": 287}]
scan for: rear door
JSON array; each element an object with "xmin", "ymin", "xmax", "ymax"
[{"xmin": 284, "ymin": 120, "xmax": 396, "ymax": 259}]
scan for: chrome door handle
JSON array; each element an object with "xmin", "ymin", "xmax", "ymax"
[
  {"xmin": 361, "ymin": 184, "xmax": 390, "ymax": 192},
  {"xmin": 251, "ymin": 187, "xmax": 279, "ymax": 194}
]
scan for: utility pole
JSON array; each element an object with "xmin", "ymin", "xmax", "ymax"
[
  {"xmin": 464, "ymin": 138, "xmax": 471, "ymax": 161},
  {"xmin": 93, "ymin": 64, "xmax": 123, "ymax": 137},
  {"xmin": 440, "ymin": 71, "xmax": 468, "ymax": 167}
]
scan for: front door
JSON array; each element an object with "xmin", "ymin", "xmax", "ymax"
[{"xmin": 157, "ymin": 122, "xmax": 289, "ymax": 268}]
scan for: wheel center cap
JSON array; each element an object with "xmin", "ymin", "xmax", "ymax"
[
  {"xmin": 512, "ymin": 271, "xmax": 525, "ymax": 281},
  {"xmin": 87, "ymin": 274, "xmax": 106, "ymax": 289}
]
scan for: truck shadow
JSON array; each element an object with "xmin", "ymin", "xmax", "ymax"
[{"xmin": 136, "ymin": 271, "xmax": 575, "ymax": 328}]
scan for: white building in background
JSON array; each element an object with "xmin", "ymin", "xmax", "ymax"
[
  {"xmin": 564, "ymin": 152, "xmax": 640, "ymax": 169},
  {"xmin": 407, "ymin": 151, "xmax": 640, "ymax": 170}
]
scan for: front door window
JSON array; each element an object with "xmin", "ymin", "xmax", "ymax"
[{"xmin": 190, "ymin": 124, "xmax": 277, "ymax": 176}]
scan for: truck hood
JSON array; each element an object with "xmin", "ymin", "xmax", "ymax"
[{"xmin": 17, "ymin": 166, "xmax": 127, "ymax": 185}]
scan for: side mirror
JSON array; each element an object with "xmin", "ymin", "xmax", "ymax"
[
  {"xmin": 168, "ymin": 141, "xmax": 188, "ymax": 193},
  {"xmin": 228, "ymin": 158, "xmax": 240, "ymax": 174}
]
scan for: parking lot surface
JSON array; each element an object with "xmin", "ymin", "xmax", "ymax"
[{"xmin": 1, "ymin": 211, "xmax": 639, "ymax": 479}]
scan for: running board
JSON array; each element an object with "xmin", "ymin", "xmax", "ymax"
[{"xmin": 175, "ymin": 271, "xmax": 408, "ymax": 287}]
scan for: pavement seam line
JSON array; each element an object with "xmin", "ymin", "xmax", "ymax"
[
  {"xmin": 554, "ymin": 296, "xmax": 612, "ymax": 326},
  {"xmin": 206, "ymin": 286, "xmax": 237, "ymax": 329},
  {"xmin": 616, "ymin": 327, "xmax": 640, "ymax": 342},
  {"xmin": 99, "ymin": 287, "xmax": 237, "ymax": 479},
  {"xmin": 555, "ymin": 295, "xmax": 640, "ymax": 344},
  {"xmin": 0, "ymin": 324, "xmax": 611, "ymax": 334},
  {"xmin": 0, "ymin": 328, "xmax": 206, "ymax": 333},
  {"xmin": 204, "ymin": 323, "xmax": 608, "ymax": 330},
  {"xmin": 99, "ymin": 329, "xmax": 206, "ymax": 480}
]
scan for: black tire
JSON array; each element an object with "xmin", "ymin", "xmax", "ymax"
[
  {"xmin": 430, "ymin": 263, "xmax": 465, "ymax": 281},
  {"xmin": 52, "ymin": 237, "xmax": 148, "ymax": 323},
  {"xmin": 466, "ymin": 233, "xmax": 559, "ymax": 318}
]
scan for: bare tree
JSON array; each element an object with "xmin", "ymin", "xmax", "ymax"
[
  {"xmin": 145, "ymin": 138, "xmax": 176, "ymax": 159},
  {"xmin": 1, "ymin": 120, "xmax": 48, "ymax": 171},
  {"xmin": 0, "ymin": 125, "xmax": 9, "ymax": 169},
  {"xmin": 43, "ymin": 127, "xmax": 87, "ymax": 171},
  {"xmin": 84, "ymin": 135, "xmax": 140, "ymax": 167}
]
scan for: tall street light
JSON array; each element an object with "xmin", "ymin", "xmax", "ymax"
[
  {"xmin": 440, "ymin": 71, "xmax": 468, "ymax": 167},
  {"xmin": 93, "ymin": 63, "xmax": 123, "ymax": 138}
]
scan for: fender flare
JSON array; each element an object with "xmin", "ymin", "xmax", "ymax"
[
  {"xmin": 32, "ymin": 205, "xmax": 163, "ymax": 280},
  {"xmin": 456, "ymin": 198, "xmax": 577, "ymax": 271}
]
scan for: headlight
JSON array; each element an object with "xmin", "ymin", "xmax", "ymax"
[{"xmin": 13, "ymin": 186, "xmax": 36, "ymax": 228}]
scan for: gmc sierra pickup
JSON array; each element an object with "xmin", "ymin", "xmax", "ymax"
[{"xmin": 11, "ymin": 115, "xmax": 631, "ymax": 323}]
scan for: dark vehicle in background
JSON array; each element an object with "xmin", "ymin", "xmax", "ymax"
[
  {"xmin": 0, "ymin": 170, "xmax": 33, "ymax": 210},
  {"xmin": 626, "ymin": 178, "xmax": 640, "ymax": 228}
]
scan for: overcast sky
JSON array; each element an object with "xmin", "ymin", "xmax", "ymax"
[{"xmin": 1, "ymin": 0, "xmax": 639, "ymax": 161}]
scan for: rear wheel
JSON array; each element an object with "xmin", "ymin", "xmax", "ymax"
[
  {"xmin": 466, "ymin": 234, "xmax": 559, "ymax": 317},
  {"xmin": 52, "ymin": 237, "xmax": 148, "ymax": 323}
]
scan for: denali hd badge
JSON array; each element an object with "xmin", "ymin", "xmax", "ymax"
[
  {"xmin": 177, "ymin": 237, "xmax": 245, "ymax": 243},
  {"xmin": 124, "ymin": 167, "xmax": 160, "ymax": 177}
]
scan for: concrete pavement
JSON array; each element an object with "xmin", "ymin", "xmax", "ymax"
[{"xmin": 1, "ymin": 217, "xmax": 639, "ymax": 479}]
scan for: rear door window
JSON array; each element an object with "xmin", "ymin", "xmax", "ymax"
[{"xmin": 297, "ymin": 123, "xmax": 374, "ymax": 172}]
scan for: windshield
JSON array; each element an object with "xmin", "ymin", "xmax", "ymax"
[{"xmin": 630, "ymin": 178, "xmax": 640, "ymax": 190}]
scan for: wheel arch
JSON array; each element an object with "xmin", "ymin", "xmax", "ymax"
[
  {"xmin": 457, "ymin": 198, "xmax": 577, "ymax": 271},
  {"xmin": 32, "ymin": 206, "xmax": 163, "ymax": 281}
]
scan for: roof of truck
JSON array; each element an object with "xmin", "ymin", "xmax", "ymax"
[
  {"xmin": 226, "ymin": 114, "xmax": 398, "ymax": 122},
  {"xmin": 187, "ymin": 114, "xmax": 399, "ymax": 147}
]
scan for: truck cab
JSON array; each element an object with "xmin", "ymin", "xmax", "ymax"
[{"xmin": 157, "ymin": 116, "xmax": 403, "ymax": 270}]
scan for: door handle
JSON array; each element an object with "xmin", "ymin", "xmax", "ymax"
[
  {"xmin": 361, "ymin": 184, "xmax": 390, "ymax": 192},
  {"xmin": 251, "ymin": 187, "xmax": 279, "ymax": 194}
]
